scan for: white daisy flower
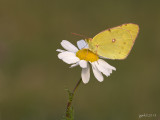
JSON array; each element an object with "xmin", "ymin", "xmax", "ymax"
[{"xmin": 57, "ymin": 40, "xmax": 116, "ymax": 84}]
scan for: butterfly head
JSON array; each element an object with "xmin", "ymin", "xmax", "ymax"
[{"xmin": 85, "ymin": 38, "xmax": 92, "ymax": 44}]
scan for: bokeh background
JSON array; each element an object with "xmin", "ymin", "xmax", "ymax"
[{"xmin": 0, "ymin": 0, "xmax": 160, "ymax": 120}]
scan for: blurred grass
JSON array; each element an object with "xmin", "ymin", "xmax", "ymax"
[{"xmin": 0, "ymin": 0, "xmax": 160, "ymax": 120}]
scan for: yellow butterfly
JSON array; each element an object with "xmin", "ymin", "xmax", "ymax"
[{"xmin": 86, "ymin": 23, "xmax": 139, "ymax": 60}]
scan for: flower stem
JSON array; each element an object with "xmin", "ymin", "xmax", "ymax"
[{"xmin": 66, "ymin": 78, "xmax": 82, "ymax": 118}]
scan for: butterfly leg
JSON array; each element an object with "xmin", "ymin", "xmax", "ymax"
[{"xmin": 95, "ymin": 44, "xmax": 99, "ymax": 60}]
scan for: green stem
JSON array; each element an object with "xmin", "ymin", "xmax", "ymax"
[{"xmin": 66, "ymin": 78, "xmax": 82, "ymax": 118}]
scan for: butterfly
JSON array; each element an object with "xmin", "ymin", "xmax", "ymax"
[{"xmin": 86, "ymin": 23, "xmax": 139, "ymax": 60}]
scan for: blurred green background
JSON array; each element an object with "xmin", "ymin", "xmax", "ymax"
[{"xmin": 0, "ymin": 0, "xmax": 160, "ymax": 120}]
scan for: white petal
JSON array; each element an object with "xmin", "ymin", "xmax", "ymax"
[
  {"xmin": 77, "ymin": 40, "xmax": 88, "ymax": 49},
  {"xmin": 99, "ymin": 56, "xmax": 109, "ymax": 59},
  {"xmin": 81, "ymin": 63, "xmax": 90, "ymax": 84},
  {"xmin": 79, "ymin": 60, "xmax": 87, "ymax": 68},
  {"xmin": 108, "ymin": 69, "xmax": 112, "ymax": 74},
  {"xmin": 70, "ymin": 63, "xmax": 79, "ymax": 68},
  {"xmin": 58, "ymin": 51, "xmax": 76, "ymax": 59},
  {"xmin": 58, "ymin": 51, "xmax": 80, "ymax": 64},
  {"xmin": 56, "ymin": 49, "xmax": 65, "ymax": 53},
  {"xmin": 95, "ymin": 61, "xmax": 110, "ymax": 77},
  {"xmin": 91, "ymin": 61, "xmax": 96, "ymax": 69},
  {"xmin": 91, "ymin": 62, "xmax": 104, "ymax": 82},
  {"xmin": 62, "ymin": 56, "xmax": 80, "ymax": 64},
  {"xmin": 98, "ymin": 59, "xmax": 116, "ymax": 71},
  {"xmin": 61, "ymin": 40, "xmax": 78, "ymax": 52}
]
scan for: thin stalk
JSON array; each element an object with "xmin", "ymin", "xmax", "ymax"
[{"xmin": 66, "ymin": 78, "xmax": 82, "ymax": 118}]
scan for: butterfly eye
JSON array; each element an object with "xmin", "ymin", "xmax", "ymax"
[{"xmin": 89, "ymin": 38, "xmax": 92, "ymax": 41}]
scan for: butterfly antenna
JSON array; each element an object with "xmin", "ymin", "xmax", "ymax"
[{"xmin": 71, "ymin": 32, "xmax": 88, "ymax": 39}]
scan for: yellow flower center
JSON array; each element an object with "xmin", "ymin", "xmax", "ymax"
[{"xmin": 76, "ymin": 49, "xmax": 99, "ymax": 62}]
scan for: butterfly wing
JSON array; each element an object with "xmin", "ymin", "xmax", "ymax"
[{"xmin": 88, "ymin": 23, "xmax": 139, "ymax": 60}]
